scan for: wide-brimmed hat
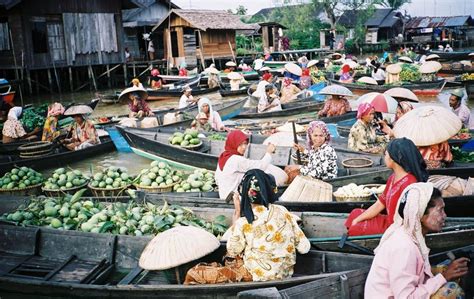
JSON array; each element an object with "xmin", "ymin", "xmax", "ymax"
[
  {"xmin": 419, "ymin": 61, "xmax": 442, "ymax": 74},
  {"xmin": 307, "ymin": 60, "xmax": 319, "ymax": 68},
  {"xmin": 225, "ymin": 61, "xmax": 237, "ymax": 67},
  {"xmin": 139, "ymin": 226, "xmax": 220, "ymax": 270},
  {"xmin": 393, "ymin": 106, "xmax": 462, "ymax": 146},
  {"xmin": 318, "ymin": 84, "xmax": 353, "ymax": 97},
  {"xmin": 398, "ymin": 56, "xmax": 413, "ymax": 63},
  {"xmin": 64, "ymin": 105, "xmax": 93, "ymax": 116},
  {"xmin": 331, "ymin": 53, "xmax": 342, "ymax": 60},
  {"xmin": 425, "ymin": 54, "xmax": 440, "ymax": 61},
  {"xmin": 284, "ymin": 62, "xmax": 302, "ymax": 76},
  {"xmin": 384, "ymin": 87, "xmax": 419, "ymax": 102},
  {"xmin": 259, "ymin": 66, "xmax": 271, "ymax": 72},
  {"xmin": 357, "ymin": 76, "xmax": 378, "ymax": 85},
  {"xmin": 208, "ymin": 67, "xmax": 220, "ymax": 75},
  {"xmin": 450, "ymin": 89, "xmax": 465, "ymax": 98},
  {"xmin": 118, "ymin": 86, "xmax": 148, "ymax": 102},
  {"xmin": 227, "ymin": 72, "xmax": 242, "ymax": 80},
  {"xmin": 386, "ymin": 64, "xmax": 402, "ymax": 74},
  {"xmin": 182, "ymin": 85, "xmax": 193, "ymax": 92}
]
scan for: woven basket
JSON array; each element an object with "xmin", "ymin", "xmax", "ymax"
[
  {"xmin": 280, "ymin": 175, "xmax": 333, "ymax": 202},
  {"xmin": 133, "ymin": 182, "xmax": 178, "ymax": 193},
  {"xmin": 0, "ymin": 183, "xmax": 43, "ymax": 196},
  {"xmin": 362, "ymin": 184, "xmax": 385, "ymax": 195},
  {"xmin": 88, "ymin": 183, "xmax": 131, "ymax": 197},
  {"xmin": 342, "ymin": 158, "xmax": 373, "ymax": 168},
  {"xmin": 334, "ymin": 194, "xmax": 372, "ymax": 202},
  {"xmin": 42, "ymin": 181, "xmax": 89, "ymax": 197}
]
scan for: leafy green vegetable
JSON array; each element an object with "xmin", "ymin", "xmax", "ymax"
[{"xmin": 452, "ymin": 147, "xmax": 474, "ymax": 163}]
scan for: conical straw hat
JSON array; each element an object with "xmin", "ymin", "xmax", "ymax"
[
  {"xmin": 276, "ymin": 122, "xmax": 306, "ymax": 134},
  {"xmin": 331, "ymin": 53, "xmax": 342, "ymax": 59},
  {"xmin": 386, "ymin": 64, "xmax": 402, "ymax": 74},
  {"xmin": 357, "ymin": 76, "xmax": 378, "ymax": 85},
  {"xmin": 393, "ymin": 105, "xmax": 462, "ymax": 146},
  {"xmin": 425, "ymin": 54, "xmax": 440, "ymax": 61},
  {"xmin": 118, "ymin": 86, "xmax": 148, "ymax": 102},
  {"xmin": 284, "ymin": 62, "xmax": 302, "ymax": 76},
  {"xmin": 398, "ymin": 56, "xmax": 413, "ymax": 63},
  {"xmin": 139, "ymin": 226, "xmax": 220, "ymax": 270},
  {"xmin": 419, "ymin": 61, "xmax": 442, "ymax": 74},
  {"xmin": 318, "ymin": 84, "xmax": 353, "ymax": 97},
  {"xmin": 259, "ymin": 66, "xmax": 271, "ymax": 71},
  {"xmin": 344, "ymin": 60, "xmax": 358, "ymax": 69},
  {"xmin": 225, "ymin": 61, "xmax": 237, "ymax": 67},
  {"xmin": 307, "ymin": 60, "xmax": 319, "ymax": 68},
  {"xmin": 227, "ymin": 72, "xmax": 242, "ymax": 80},
  {"xmin": 64, "ymin": 105, "xmax": 94, "ymax": 116},
  {"xmin": 384, "ymin": 87, "xmax": 419, "ymax": 102}
]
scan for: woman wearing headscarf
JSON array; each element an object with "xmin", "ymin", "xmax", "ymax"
[
  {"xmin": 148, "ymin": 69, "xmax": 162, "ymax": 89},
  {"xmin": 2, "ymin": 107, "xmax": 40, "ymax": 144},
  {"xmin": 252, "ymin": 73, "xmax": 273, "ymax": 98},
  {"xmin": 293, "ymin": 121, "xmax": 338, "ymax": 180},
  {"xmin": 346, "ymin": 138, "xmax": 428, "ymax": 236},
  {"xmin": 215, "ymin": 130, "xmax": 288, "ymax": 200},
  {"xmin": 132, "ymin": 78, "xmax": 144, "ymax": 89},
  {"xmin": 194, "ymin": 98, "xmax": 225, "ymax": 131},
  {"xmin": 348, "ymin": 103, "xmax": 390, "ymax": 154},
  {"xmin": 339, "ymin": 64, "xmax": 354, "ymax": 83},
  {"xmin": 279, "ymin": 77, "xmax": 301, "ymax": 104},
  {"xmin": 207, "ymin": 68, "xmax": 220, "ymax": 89},
  {"xmin": 395, "ymin": 101, "xmax": 414, "ymax": 122},
  {"xmin": 299, "ymin": 68, "xmax": 312, "ymax": 90},
  {"xmin": 318, "ymin": 93, "xmax": 351, "ymax": 118},
  {"xmin": 227, "ymin": 169, "xmax": 310, "ymax": 282},
  {"xmin": 42, "ymin": 102, "xmax": 65, "ymax": 142},
  {"xmin": 365, "ymin": 183, "xmax": 469, "ymax": 298}
]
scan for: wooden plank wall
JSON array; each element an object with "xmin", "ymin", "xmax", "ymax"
[{"xmin": 200, "ymin": 30, "xmax": 235, "ymax": 58}]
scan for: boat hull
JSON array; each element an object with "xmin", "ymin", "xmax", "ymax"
[{"xmin": 329, "ymin": 79, "xmax": 446, "ymax": 96}]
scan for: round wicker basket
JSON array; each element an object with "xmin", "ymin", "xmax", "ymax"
[
  {"xmin": 0, "ymin": 183, "xmax": 43, "ymax": 196},
  {"xmin": 88, "ymin": 183, "xmax": 131, "ymax": 197},
  {"xmin": 42, "ymin": 181, "xmax": 89, "ymax": 197},
  {"xmin": 341, "ymin": 157, "xmax": 374, "ymax": 168},
  {"xmin": 133, "ymin": 182, "xmax": 178, "ymax": 193},
  {"xmin": 334, "ymin": 194, "xmax": 372, "ymax": 202}
]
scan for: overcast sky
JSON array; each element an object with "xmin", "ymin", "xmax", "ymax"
[{"xmin": 172, "ymin": 0, "xmax": 474, "ymax": 17}]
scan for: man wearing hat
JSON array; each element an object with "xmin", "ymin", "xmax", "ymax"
[
  {"xmin": 449, "ymin": 89, "xmax": 471, "ymax": 129},
  {"xmin": 179, "ymin": 85, "xmax": 199, "ymax": 109}
]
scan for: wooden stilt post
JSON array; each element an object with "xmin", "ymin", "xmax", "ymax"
[
  {"xmin": 34, "ymin": 71, "xmax": 40, "ymax": 94},
  {"xmin": 133, "ymin": 63, "xmax": 136, "ymax": 78},
  {"xmin": 47, "ymin": 69, "xmax": 54, "ymax": 93},
  {"xmin": 68, "ymin": 67, "xmax": 74, "ymax": 92},
  {"xmin": 106, "ymin": 64, "xmax": 111, "ymax": 89},
  {"xmin": 89, "ymin": 65, "xmax": 98, "ymax": 91},
  {"xmin": 123, "ymin": 63, "xmax": 128, "ymax": 86},
  {"xmin": 26, "ymin": 69, "xmax": 32, "ymax": 94},
  {"xmin": 87, "ymin": 66, "xmax": 93, "ymax": 91}
]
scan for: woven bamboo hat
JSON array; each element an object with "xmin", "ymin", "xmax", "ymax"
[
  {"xmin": 419, "ymin": 61, "xmax": 442, "ymax": 74},
  {"xmin": 118, "ymin": 86, "xmax": 148, "ymax": 102},
  {"xmin": 425, "ymin": 54, "xmax": 440, "ymax": 61},
  {"xmin": 393, "ymin": 106, "xmax": 462, "ymax": 146},
  {"xmin": 384, "ymin": 87, "xmax": 419, "ymax": 102},
  {"xmin": 64, "ymin": 105, "xmax": 93, "ymax": 116},
  {"xmin": 307, "ymin": 60, "xmax": 319, "ymax": 68},
  {"xmin": 225, "ymin": 61, "xmax": 237, "ymax": 67},
  {"xmin": 259, "ymin": 66, "xmax": 271, "ymax": 71},
  {"xmin": 139, "ymin": 226, "xmax": 220, "ymax": 270},
  {"xmin": 284, "ymin": 62, "xmax": 302, "ymax": 76},
  {"xmin": 227, "ymin": 72, "xmax": 242, "ymax": 80},
  {"xmin": 398, "ymin": 56, "xmax": 413, "ymax": 63},
  {"xmin": 386, "ymin": 64, "xmax": 402, "ymax": 74},
  {"xmin": 357, "ymin": 76, "xmax": 378, "ymax": 85}
]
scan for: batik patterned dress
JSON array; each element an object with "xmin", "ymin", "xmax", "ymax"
[
  {"xmin": 299, "ymin": 143, "xmax": 338, "ymax": 180},
  {"xmin": 348, "ymin": 119, "xmax": 389, "ymax": 154}
]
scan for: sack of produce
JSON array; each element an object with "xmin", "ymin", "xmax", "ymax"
[{"xmin": 280, "ymin": 175, "xmax": 332, "ymax": 202}]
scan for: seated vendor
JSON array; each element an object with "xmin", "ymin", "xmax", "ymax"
[
  {"xmin": 2, "ymin": 107, "xmax": 40, "ymax": 144},
  {"xmin": 280, "ymin": 78, "xmax": 301, "ymax": 104},
  {"xmin": 318, "ymin": 93, "xmax": 351, "ymax": 118},
  {"xmin": 257, "ymin": 85, "xmax": 282, "ymax": 113},
  {"xmin": 127, "ymin": 89, "xmax": 154, "ymax": 118},
  {"xmin": 62, "ymin": 105, "xmax": 100, "ymax": 151}
]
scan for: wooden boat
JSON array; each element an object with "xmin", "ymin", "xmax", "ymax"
[
  {"xmin": 219, "ymin": 85, "xmax": 250, "ymax": 97},
  {"xmin": 439, "ymin": 63, "xmax": 473, "ymax": 75},
  {"xmin": 235, "ymin": 100, "xmax": 324, "ymax": 119},
  {"xmin": 0, "ymin": 223, "xmax": 373, "ymax": 299},
  {"xmin": 328, "ymin": 78, "xmax": 446, "ymax": 96},
  {"xmin": 427, "ymin": 50, "xmax": 472, "ymax": 62},
  {"xmin": 263, "ymin": 61, "xmax": 294, "ymax": 69},
  {"xmin": 117, "ymin": 127, "xmax": 385, "ymax": 171},
  {"xmin": 0, "ymin": 78, "xmax": 15, "ymax": 104},
  {"xmin": 0, "ymin": 136, "xmax": 115, "ymax": 175},
  {"xmin": 463, "ymin": 79, "xmax": 474, "ymax": 101},
  {"xmin": 0, "ymin": 140, "xmax": 30, "ymax": 155}
]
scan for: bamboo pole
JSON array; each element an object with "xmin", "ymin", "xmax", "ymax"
[
  {"xmin": 9, "ymin": 28, "xmax": 23, "ymax": 105},
  {"xmin": 228, "ymin": 40, "xmax": 236, "ymax": 63},
  {"xmin": 75, "ymin": 64, "xmax": 122, "ymax": 92},
  {"xmin": 197, "ymin": 30, "xmax": 205, "ymax": 70}
]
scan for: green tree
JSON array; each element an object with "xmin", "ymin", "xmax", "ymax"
[
  {"xmin": 235, "ymin": 5, "xmax": 248, "ymax": 15},
  {"xmin": 380, "ymin": 0, "xmax": 410, "ymax": 9}
]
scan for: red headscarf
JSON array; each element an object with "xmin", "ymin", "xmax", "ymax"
[
  {"xmin": 218, "ymin": 130, "xmax": 248, "ymax": 171},
  {"xmin": 357, "ymin": 103, "xmax": 375, "ymax": 119},
  {"xmin": 283, "ymin": 77, "xmax": 292, "ymax": 87},
  {"xmin": 262, "ymin": 73, "xmax": 272, "ymax": 81},
  {"xmin": 302, "ymin": 69, "xmax": 310, "ymax": 76},
  {"xmin": 342, "ymin": 64, "xmax": 351, "ymax": 73}
]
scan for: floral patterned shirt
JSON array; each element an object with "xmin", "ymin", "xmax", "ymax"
[
  {"xmin": 2, "ymin": 119, "xmax": 26, "ymax": 139},
  {"xmin": 227, "ymin": 204, "xmax": 310, "ymax": 282},
  {"xmin": 70, "ymin": 120, "xmax": 99, "ymax": 145},
  {"xmin": 299, "ymin": 143, "xmax": 338, "ymax": 180},
  {"xmin": 319, "ymin": 98, "xmax": 351, "ymax": 117},
  {"xmin": 41, "ymin": 116, "xmax": 60, "ymax": 142},
  {"xmin": 348, "ymin": 119, "xmax": 389, "ymax": 154}
]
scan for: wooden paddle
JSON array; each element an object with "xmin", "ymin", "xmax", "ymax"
[{"xmin": 291, "ymin": 119, "xmax": 301, "ymax": 165}]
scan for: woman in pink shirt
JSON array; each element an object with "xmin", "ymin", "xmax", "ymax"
[{"xmin": 365, "ymin": 183, "xmax": 470, "ymax": 298}]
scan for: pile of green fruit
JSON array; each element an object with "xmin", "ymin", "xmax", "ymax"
[
  {"xmin": 461, "ymin": 73, "xmax": 474, "ymax": 81},
  {"xmin": 136, "ymin": 160, "xmax": 182, "ymax": 188},
  {"xmin": 89, "ymin": 166, "xmax": 133, "ymax": 189},
  {"xmin": 173, "ymin": 169, "xmax": 215, "ymax": 193},
  {"xmin": 43, "ymin": 168, "xmax": 89, "ymax": 190},
  {"xmin": 0, "ymin": 167, "xmax": 43, "ymax": 190},
  {"xmin": 20, "ymin": 104, "xmax": 47, "ymax": 132},
  {"xmin": 400, "ymin": 64, "xmax": 421, "ymax": 82},
  {"xmin": 1, "ymin": 191, "xmax": 228, "ymax": 237},
  {"xmin": 208, "ymin": 133, "xmax": 226, "ymax": 141},
  {"xmin": 169, "ymin": 129, "xmax": 202, "ymax": 148}
]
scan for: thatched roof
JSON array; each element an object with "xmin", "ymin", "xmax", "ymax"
[{"xmin": 153, "ymin": 9, "xmax": 255, "ymax": 31}]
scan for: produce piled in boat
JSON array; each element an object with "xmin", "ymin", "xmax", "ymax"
[
  {"xmin": 0, "ymin": 167, "xmax": 43, "ymax": 189},
  {"xmin": 89, "ymin": 166, "xmax": 133, "ymax": 189},
  {"xmin": 169, "ymin": 129, "xmax": 202, "ymax": 148},
  {"xmin": 333, "ymin": 183, "xmax": 385, "ymax": 198},
  {"xmin": 43, "ymin": 168, "xmax": 89, "ymax": 190},
  {"xmin": 173, "ymin": 168, "xmax": 215, "ymax": 192},
  {"xmin": 136, "ymin": 160, "xmax": 182, "ymax": 188}
]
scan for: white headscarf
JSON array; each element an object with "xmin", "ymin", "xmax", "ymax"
[
  {"xmin": 375, "ymin": 182, "xmax": 434, "ymax": 266},
  {"xmin": 198, "ymin": 98, "xmax": 214, "ymax": 124},
  {"xmin": 8, "ymin": 107, "xmax": 22, "ymax": 120}
]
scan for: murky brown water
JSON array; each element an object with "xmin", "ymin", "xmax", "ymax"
[{"xmin": 30, "ymin": 85, "xmax": 472, "ymax": 175}]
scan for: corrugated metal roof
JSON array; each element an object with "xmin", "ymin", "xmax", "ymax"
[{"xmin": 406, "ymin": 16, "xmax": 473, "ymax": 29}]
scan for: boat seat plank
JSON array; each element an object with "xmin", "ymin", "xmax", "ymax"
[
  {"xmin": 118, "ymin": 267, "xmax": 144, "ymax": 285},
  {"xmin": 52, "ymin": 259, "xmax": 108, "ymax": 284},
  {"xmin": 0, "ymin": 253, "xmax": 34, "ymax": 276}
]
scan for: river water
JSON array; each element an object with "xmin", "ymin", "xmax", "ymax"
[{"xmin": 29, "ymin": 84, "xmax": 472, "ymax": 177}]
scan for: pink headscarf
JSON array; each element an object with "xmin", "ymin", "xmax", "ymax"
[
  {"xmin": 357, "ymin": 103, "xmax": 374, "ymax": 119},
  {"xmin": 47, "ymin": 103, "xmax": 65, "ymax": 117},
  {"xmin": 306, "ymin": 121, "xmax": 330, "ymax": 150},
  {"xmin": 151, "ymin": 69, "xmax": 160, "ymax": 76}
]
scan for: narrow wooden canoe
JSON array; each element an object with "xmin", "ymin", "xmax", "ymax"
[
  {"xmin": 147, "ymin": 86, "xmax": 219, "ymax": 100},
  {"xmin": 0, "ymin": 223, "xmax": 373, "ymax": 299},
  {"xmin": 117, "ymin": 127, "xmax": 384, "ymax": 171},
  {"xmin": 219, "ymin": 86, "xmax": 250, "ymax": 97},
  {"xmin": 236, "ymin": 101, "xmax": 324, "ymax": 119},
  {"xmin": 0, "ymin": 137, "xmax": 115, "ymax": 175},
  {"xmin": 328, "ymin": 78, "xmax": 446, "ymax": 96},
  {"xmin": 0, "ymin": 140, "xmax": 30, "ymax": 155},
  {"xmin": 427, "ymin": 50, "xmax": 472, "ymax": 62}
]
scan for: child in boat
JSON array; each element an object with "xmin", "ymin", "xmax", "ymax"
[
  {"xmin": 365, "ymin": 183, "xmax": 468, "ymax": 298},
  {"xmin": 280, "ymin": 78, "xmax": 301, "ymax": 104},
  {"xmin": 345, "ymin": 138, "xmax": 428, "ymax": 236},
  {"xmin": 226, "ymin": 169, "xmax": 310, "ymax": 281},
  {"xmin": 192, "ymin": 98, "xmax": 225, "ymax": 132},
  {"xmin": 257, "ymin": 85, "xmax": 282, "ymax": 113}
]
